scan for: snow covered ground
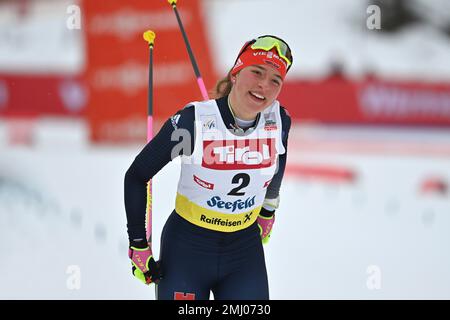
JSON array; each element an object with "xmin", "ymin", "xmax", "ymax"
[{"xmin": 0, "ymin": 122, "xmax": 449, "ymax": 299}]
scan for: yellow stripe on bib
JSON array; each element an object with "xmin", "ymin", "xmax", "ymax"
[{"xmin": 175, "ymin": 193, "xmax": 261, "ymax": 232}]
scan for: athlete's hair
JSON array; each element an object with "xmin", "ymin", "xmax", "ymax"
[{"xmin": 210, "ymin": 70, "xmax": 233, "ymax": 99}]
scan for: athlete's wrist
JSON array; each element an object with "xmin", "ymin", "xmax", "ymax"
[
  {"xmin": 130, "ymin": 239, "xmax": 149, "ymax": 249},
  {"xmin": 259, "ymin": 207, "xmax": 275, "ymax": 218}
]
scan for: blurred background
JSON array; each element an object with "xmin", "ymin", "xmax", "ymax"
[{"xmin": 1, "ymin": 0, "xmax": 449, "ymax": 299}]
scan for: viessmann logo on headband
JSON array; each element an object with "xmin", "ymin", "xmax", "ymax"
[
  {"xmin": 232, "ymin": 48, "xmax": 288, "ymax": 79},
  {"xmin": 202, "ymin": 138, "xmax": 276, "ymax": 170},
  {"xmin": 253, "ymin": 51, "xmax": 287, "ymax": 69}
]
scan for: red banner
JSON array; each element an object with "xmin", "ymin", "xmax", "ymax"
[
  {"xmin": 0, "ymin": 0, "xmax": 87, "ymax": 118},
  {"xmin": 83, "ymin": 0, "xmax": 217, "ymax": 143},
  {"xmin": 279, "ymin": 74, "xmax": 450, "ymax": 127},
  {"xmin": 0, "ymin": 75, "xmax": 86, "ymax": 117}
]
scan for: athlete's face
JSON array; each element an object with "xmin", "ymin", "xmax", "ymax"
[{"xmin": 229, "ymin": 64, "xmax": 283, "ymax": 120}]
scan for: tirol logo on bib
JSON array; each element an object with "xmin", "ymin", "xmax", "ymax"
[{"xmin": 202, "ymin": 138, "xmax": 276, "ymax": 170}]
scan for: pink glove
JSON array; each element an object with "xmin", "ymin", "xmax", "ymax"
[
  {"xmin": 128, "ymin": 239, "xmax": 161, "ymax": 284},
  {"xmin": 257, "ymin": 209, "xmax": 275, "ymax": 244}
]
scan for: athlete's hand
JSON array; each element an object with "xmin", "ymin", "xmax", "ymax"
[
  {"xmin": 257, "ymin": 208, "xmax": 275, "ymax": 244},
  {"xmin": 128, "ymin": 239, "xmax": 161, "ymax": 285}
]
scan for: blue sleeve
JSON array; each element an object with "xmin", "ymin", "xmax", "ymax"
[
  {"xmin": 124, "ymin": 105, "xmax": 195, "ymax": 240},
  {"xmin": 264, "ymin": 106, "xmax": 291, "ymax": 201}
]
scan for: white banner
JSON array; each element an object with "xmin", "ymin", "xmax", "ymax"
[{"xmin": 0, "ymin": 0, "xmax": 84, "ymax": 74}]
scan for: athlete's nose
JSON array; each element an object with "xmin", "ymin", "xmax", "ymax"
[{"xmin": 256, "ymin": 76, "xmax": 269, "ymax": 91}]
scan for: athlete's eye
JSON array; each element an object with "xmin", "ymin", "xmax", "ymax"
[{"xmin": 272, "ymin": 79, "xmax": 281, "ymax": 86}]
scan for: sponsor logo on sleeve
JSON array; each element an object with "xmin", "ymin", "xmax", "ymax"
[{"xmin": 170, "ymin": 114, "xmax": 181, "ymax": 129}]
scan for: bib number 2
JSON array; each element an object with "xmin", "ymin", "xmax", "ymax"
[{"xmin": 228, "ymin": 173, "xmax": 250, "ymax": 196}]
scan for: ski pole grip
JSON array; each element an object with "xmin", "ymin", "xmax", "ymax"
[{"xmin": 143, "ymin": 30, "xmax": 156, "ymax": 47}]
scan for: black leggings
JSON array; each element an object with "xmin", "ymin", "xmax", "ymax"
[{"xmin": 156, "ymin": 211, "xmax": 269, "ymax": 300}]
